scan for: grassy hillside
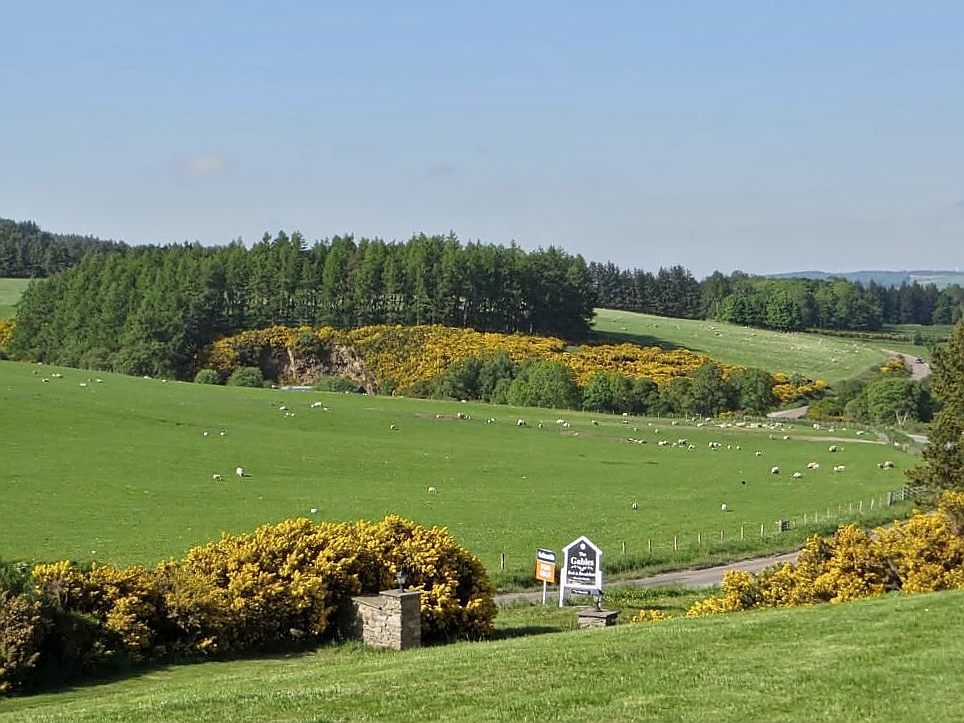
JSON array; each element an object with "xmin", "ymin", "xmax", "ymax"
[
  {"xmin": 0, "ymin": 360, "xmax": 914, "ymax": 586},
  {"xmin": 2, "ymin": 589, "xmax": 962, "ymax": 722},
  {"xmin": 0, "ymin": 277, "xmax": 29, "ymax": 319},
  {"xmin": 592, "ymin": 308, "xmax": 895, "ymax": 383}
]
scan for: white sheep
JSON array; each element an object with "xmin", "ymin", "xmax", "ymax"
[
  {"xmin": 791, "ymin": 472, "xmax": 803, "ymax": 479},
  {"xmin": 833, "ymin": 465, "xmax": 846, "ymax": 472},
  {"xmin": 235, "ymin": 467, "xmax": 245, "ymax": 479},
  {"xmin": 771, "ymin": 466, "xmax": 781, "ymax": 475},
  {"xmin": 517, "ymin": 418, "xmax": 526, "ymax": 427},
  {"xmin": 883, "ymin": 460, "xmax": 895, "ymax": 469},
  {"xmin": 721, "ymin": 503, "xmax": 728, "ymax": 512},
  {"xmin": 310, "ymin": 507, "xmax": 318, "ymax": 514},
  {"xmin": 806, "ymin": 462, "xmax": 820, "ymax": 470},
  {"xmin": 427, "ymin": 486, "xmax": 438, "ymax": 494},
  {"xmin": 829, "ymin": 445, "xmax": 838, "ymax": 453},
  {"xmin": 390, "ymin": 423, "xmax": 398, "ymax": 430},
  {"xmin": 631, "ymin": 501, "xmax": 639, "ymax": 510},
  {"xmin": 212, "ymin": 474, "xmax": 222, "ymax": 482}
]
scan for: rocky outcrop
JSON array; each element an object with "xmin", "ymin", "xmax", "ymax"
[{"xmin": 259, "ymin": 344, "xmax": 377, "ymax": 392}]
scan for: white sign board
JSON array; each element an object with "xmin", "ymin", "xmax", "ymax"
[{"xmin": 558, "ymin": 535, "xmax": 603, "ymax": 607}]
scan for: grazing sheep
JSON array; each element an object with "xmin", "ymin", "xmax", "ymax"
[
  {"xmin": 771, "ymin": 466, "xmax": 781, "ymax": 475},
  {"xmin": 721, "ymin": 503, "xmax": 728, "ymax": 512},
  {"xmin": 235, "ymin": 467, "xmax": 245, "ymax": 479},
  {"xmin": 631, "ymin": 501, "xmax": 639, "ymax": 510},
  {"xmin": 203, "ymin": 431, "xmax": 209, "ymax": 436},
  {"xmin": 833, "ymin": 465, "xmax": 846, "ymax": 472},
  {"xmin": 828, "ymin": 445, "xmax": 838, "ymax": 453},
  {"xmin": 311, "ymin": 401, "xmax": 325, "ymax": 408},
  {"xmin": 427, "ymin": 486, "xmax": 438, "ymax": 493},
  {"xmin": 212, "ymin": 474, "xmax": 222, "ymax": 481},
  {"xmin": 806, "ymin": 462, "xmax": 820, "ymax": 470},
  {"xmin": 591, "ymin": 420, "xmax": 599, "ymax": 426},
  {"xmin": 755, "ymin": 451, "xmax": 763, "ymax": 457},
  {"xmin": 517, "ymin": 418, "xmax": 526, "ymax": 427},
  {"xmin": 791, "ymin": 472, "xmax": 803, "ymax": 479},
  {"xmin": 883, "ymin": 460, "xmax": 895, "ymax": 469},
  {"xmin": 310, "ymin": 508, "xmax": 318, "ymax": 514},
  {"xmin": 390, "ymin": 423, "xmax": 398, "ymax": 430}
]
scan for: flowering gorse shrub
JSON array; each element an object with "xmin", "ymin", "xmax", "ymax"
[
  {"xmin": 687, "ymin": 492, "xmax": 964, "ymax": 617},
  {"xmin": 201, "ymin": 324, "xmax": 819, "ymax": 403},
  {"xmin": 629, "ymin": 608, "xmax": 672, "ymax": 623},
  {"xmin": 5, "ymin": 516, "xmax": 494, "ymax": 695},
  {"xmin": 0, "ymin": 319, "xmax": 14, "ymax": 354}
]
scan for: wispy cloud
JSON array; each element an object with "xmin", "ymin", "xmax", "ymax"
[
  {"xmin": 180, "ymin": 153, "xmax": 231, "ymax": 179},
  {"xmin": 423, "ymin": 163, "xmax": 457, "ymax": 180}
]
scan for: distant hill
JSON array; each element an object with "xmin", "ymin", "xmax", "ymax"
[{"xmin": 768, "ymin": 269, "xmax": 964, "ymax": 289}]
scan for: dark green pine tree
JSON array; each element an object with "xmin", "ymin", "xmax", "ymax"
[{"xmin": 906, "ymin": 319, "xmax": 964, "ymax": 504}]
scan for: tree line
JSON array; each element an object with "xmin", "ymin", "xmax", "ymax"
[
  {"xmin": 8, "ymin": 232, "xmax": 595, "ymax": 378},
  {"xmin": 0, "ymin": 218, "xmax": 127, "ymax": 278},
  {"xmin": 589, "ymin": 263, "xmax": 964, "ymax": 331}
]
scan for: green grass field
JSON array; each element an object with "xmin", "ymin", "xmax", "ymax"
[
  {"xmin": 0, "ymin": 277, "xmax": 29, "ymax": 319},
  {"xmin": 0, "ymin": 360, "xmax": 916, "ymax": 587},
  {"xmin": 3, "ymin": 588, "xmax": 962, "ymax": 722},
  {"xmin": 592, "ymin": 308, "xmax": 896, "ymax": 383}
]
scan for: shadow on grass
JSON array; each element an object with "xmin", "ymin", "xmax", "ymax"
[
  {"xmin": 587, "ymin": 330, "xmax": 689, "ymax": 353},
  {"xmin": 490, "ymin": 625, "xmax": 567, "ymax": 641}
]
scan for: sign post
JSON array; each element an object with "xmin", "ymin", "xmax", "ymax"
[
  {"xmin": 559, "ymin": 536, "xmax": 604, "ymax": 607},
  {"xmin": 535, "ymin": 548, "xmax": 556, "ymax": 605}
]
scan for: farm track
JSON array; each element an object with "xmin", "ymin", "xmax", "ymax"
[{"xmin": 495, "ymin": 550, "xmax": 800, "ymax": 606}]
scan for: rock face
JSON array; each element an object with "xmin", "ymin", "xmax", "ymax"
[{"xmin": 260, "ymin": 344, "xmax": 377, "ymax": 392}]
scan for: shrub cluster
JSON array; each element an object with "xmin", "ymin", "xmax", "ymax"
[
  {"xmin": 0, "ymin": 319, "xmax": 14, "ymax": 359},
  {"xmin": 201, "ymin": 323, "xmax": 825, "ymax": 411},
  {"xmin": 0, "ymin": 516, "xmax": 495, "ymax": 696},
  {"xmin": 687, "ymin": 492, "xmax": 964, "ymax": 617}
]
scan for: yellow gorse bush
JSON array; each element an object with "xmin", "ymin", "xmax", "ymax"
[
  {"xmin": 629, "ymin": 608, "xmax": 672, "ymax": 623},
  {"xmin": 0, "ymin": 319, "xmax": 14, "ymax": 352},
  {"xmin": 687, "ymin": 492, "xmax": 964, "ymax": 617},
  {"xmin": 27, "ymin": 515, "xmax": 495, "ymax": 666},
  {"xmin": 201, "ymin": 323, "xmax": 821, "ymax": 397}
]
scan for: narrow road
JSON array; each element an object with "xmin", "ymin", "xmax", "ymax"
[
  {"xmin": 882, "ymin": 349, "xmax": 932, "ymax": 381},
  {"xmin": 495, "ymin": 551, "xmax": 800, "ymax": 606}
]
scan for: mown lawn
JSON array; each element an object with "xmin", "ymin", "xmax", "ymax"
[
  {"xmin": 3, "ymin": 589, "xmax": 962, "ymax": 722},
  {"xmin": 0, "ymin": 360, "xmax": 915, "ymax": 587}
]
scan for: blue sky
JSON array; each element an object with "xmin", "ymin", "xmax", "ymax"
[{"xmin": 2, "ymin": 1, "xmax": 961, "ymax": 279}]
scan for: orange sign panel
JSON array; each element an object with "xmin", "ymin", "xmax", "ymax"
[{"xmin": 535, "ymin": 560, "xmax": 556, "ymax": 583}]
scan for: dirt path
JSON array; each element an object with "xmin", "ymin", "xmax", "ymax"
[{"xmin": 495, "ymin": 551, "xmax": 800, "ymax": 606}]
